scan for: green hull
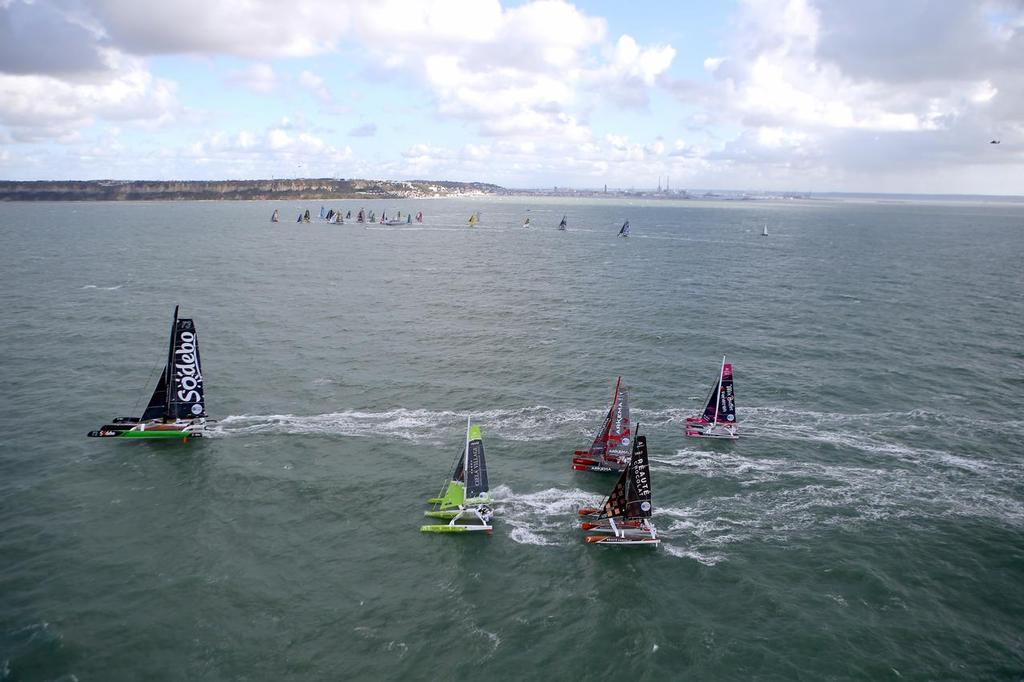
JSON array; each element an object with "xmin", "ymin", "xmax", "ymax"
[
  {"xmin": 424, "ymin": 510, "xmax": 460, "ymax": 520},
  {"xmin": 425, "ymin": 496, "xmax": 493, "ymax": 506},
  {"xmin": 119, "ymin": 430, "xmax": 192, "ymax": 439},
  {"xmin": 420, "ymin": 524, "xmax": 471, "ymax": 533}
]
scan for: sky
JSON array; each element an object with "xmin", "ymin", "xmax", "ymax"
[{"xmin": 0, "ymin": 0, "xmax": 1022, "ymax": 193}]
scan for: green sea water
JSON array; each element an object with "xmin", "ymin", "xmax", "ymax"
[{"xmin": 1, "ymin": 197, "xmax": 1023, "ymax": 680}]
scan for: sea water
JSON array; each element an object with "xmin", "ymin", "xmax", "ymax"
[{"xmin": 1, "ymin": 197, "xmax": 1022, "ymax": 680}]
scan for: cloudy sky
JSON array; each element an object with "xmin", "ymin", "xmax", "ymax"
[{"xmin": 1, "ymin": 0, "xmax": 1021, "ymax": 193}]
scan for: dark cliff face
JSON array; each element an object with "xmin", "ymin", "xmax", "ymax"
[{"xmin": 0, "ymin": 179, "xmax": 508, "ymax": 201}]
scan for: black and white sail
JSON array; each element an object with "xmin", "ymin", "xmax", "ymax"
[
  {"xmin": 139, "ymin": 306, "xmax": 206, "ymax": 421},
  {"xmin": 597, "ymin": 435, "xmax": 652, "ymax": 520}
]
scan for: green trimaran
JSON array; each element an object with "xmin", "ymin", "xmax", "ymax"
[
  {"xmin": 87, "ymin": 306, "xmax": 207, "ymax": 441},
  {"xmin": 421, "ymin": 417, "xmax": 494, "ymax": 533}
]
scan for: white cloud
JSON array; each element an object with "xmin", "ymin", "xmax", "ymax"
[
  {"xmin": 668, "ymin": 0, "xmax": 1024, "ymax": 191},
  {"xmin": 226, "ymin": 63, "xmax": 278, "ymax": 94},
  {"xmin": 0, "ymin": 50, "xmax": 179, "ymax": 141},
  {"xmin": 298, "ymin": 69, "xmax": 332, "ymax": 103}
]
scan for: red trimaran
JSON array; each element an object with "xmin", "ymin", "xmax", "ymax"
[{"xmin": 571, "ymin": 377, "xmax": 632, "ymax": 473}]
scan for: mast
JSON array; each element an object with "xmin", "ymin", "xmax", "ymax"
[
  {"xmin": 163, "ymin": 305, "xmax": 179, "ymax": 419},
  {"xmin": 464, "ymin": 415, "xmax": 471, "ymax": 492},
  {"xmin": 712, "ymin": 355, "xmax": 725, "ymax": 424}
]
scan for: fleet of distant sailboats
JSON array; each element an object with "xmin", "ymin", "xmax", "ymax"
[{"xmin": 271, "ymin": 206, "xmax": 775, "ymax": 241}]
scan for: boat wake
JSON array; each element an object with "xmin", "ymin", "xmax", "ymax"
[
  {"xmin": 212, "ymin": 406, "xmax": 691, "ymax": 442},
  {"xmin": 490, "ymin": 484, "xmax": 725, "ymax": 564}
]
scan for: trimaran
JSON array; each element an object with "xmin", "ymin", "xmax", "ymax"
[
  {"xmin": 88, "ymin": 306, "xmax": 208, "ymax": 441},
  {"xmin": 685, "ymin": 355, "xmax": 738, "ymax": 439},
  {"xmin": 421, "ymin": 417, "xmax": 494, "ymax": 533},
  {"xmin": 572, "ymin": 376, "xmax": 632, "ymax": 473},
  {"xmin": 577, "ymin": 430, "xmax": 659, "ymax": 545}
]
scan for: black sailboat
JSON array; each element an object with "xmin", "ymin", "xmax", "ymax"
[
  {"xmin": 87, "ymin": 306, "xmax": 208, "ymax": 440},
  {"xmin": 578, "ymin": 432, "xmax": 658, "ymax": 545}
]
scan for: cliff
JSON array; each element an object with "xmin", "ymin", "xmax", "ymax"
[{"xmin": 0, "ymin": 178, "xmax": 509, "ymax": 201}]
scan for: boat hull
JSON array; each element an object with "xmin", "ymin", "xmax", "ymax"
[
  {"xmin": 571, "ymin": 456, "xmax": 624, "ymax": 473},
  {"xmin": 420, "ymin": 524, "xmax": 492, "ymax": 533},
  {"xmin": 584, "ymin": 535, "xmax": 659, "ymax": 546}
]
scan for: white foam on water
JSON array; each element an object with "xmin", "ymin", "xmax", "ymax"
[
  {"xmin": 81, "ymin": 284, "xmax": 124, "ymax": 290},
  {"xmin": 507, "ymin": 526, "xmax": 556, "ymax": 546},
  {"xmin": 491, "ymin": 484, "xmax": 599, "ymax": 547},
  {"xmin": 662, "ymin": 544, "xmax": 726, "ymax": 566},
  {"xmin": 213, "ymin": 406, "xmax": 610, "ymax": 442}
]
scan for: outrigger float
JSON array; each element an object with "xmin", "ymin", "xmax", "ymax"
[
  {"xmin": 421, "ymin": 417, "xmax": 494, "ymax": 534},
  {"xmin": 572, "ymin": 377, "xmax": 632, "ymax": 473},
  {"xmin": 685, "ymin": 355, "xmax": 738, "ymax": 439},
  {"xmin": 87, "ymin": 306, "xmax": 207, "ymax": 442},
  {"xmin": 578, "ymin": 431, "xmax": 659, "ymax": 546}
]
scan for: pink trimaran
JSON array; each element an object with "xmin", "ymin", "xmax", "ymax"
[{"xmin": 685, "ymin": 356, "xmax": 738, "ymax": 439}]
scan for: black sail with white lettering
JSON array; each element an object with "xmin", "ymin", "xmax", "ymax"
[
  {"xmin": 166, "ymin": 317, "xmax": 205, "ymax": 419},
  {"xmin": 598, "ymin": 435, "xmax": 651, "ymax": 519},
  {"xmin": 623, "ymin": 436, "xmax": 653, "ymax": 518},
  {"xmin": 464, "ymin": 436, "xmax": 489, "ymax": 499}
]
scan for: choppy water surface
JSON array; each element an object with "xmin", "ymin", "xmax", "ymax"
[{"xmin": 1, "ymin": 197, "xmax": 1023, "ymax": 680}]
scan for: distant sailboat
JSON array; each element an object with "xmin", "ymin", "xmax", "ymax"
[
  {"xmin": 303, "ymin": 209, "xmax": 311, "ymax": 223},
  {"xmin": 406, "ymin": 214, "xmax": 412, "ymax": 224},
  {"xmin": 296, "ymin": 212, "xmax": 302, "ymax": 223},
  {"xmin": 761, "ymin": 224, "xmax": 768, "ymax": 237},
  {"xmin": 522, "ymin": 217, "xmax": 531, "ymax": 228},
  {"xmin": 558, "ymin": 215, "xmax": 567, "ymax": 231},
  {"xmin": 357, "ymin": 209, "xmax": 365, "ymax": 223},
  {"xmin": 416, "ymin": 211, "xmax": 423, "ymax": 223},
  {"xmin": 618, "ymin": 220, "xmax": 630, "ymax": 237},
  {"xmin": 685, "ymin": 356, "xmax": 738, "ymax": 439},
  {"xmin": 319, "ymin": 206, "xmax": 326, "ymax": 220},
  {"xmin": 271, "ymin": 209, "xmax": 280, "ymax": 223},
  {"xmin": 468, "ymin": 212, "xmax": 479, "ymax": 227},
  {"xmin": 88, "ymin": 306, "xmax": 208, "ymax": 441}
]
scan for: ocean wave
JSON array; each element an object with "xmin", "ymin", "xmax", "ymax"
[{"xmin": 81, "ymin": 283, "xmax": 124, "ymax": 290}]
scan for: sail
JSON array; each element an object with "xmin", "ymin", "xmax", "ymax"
[
  {"xmin": 166, "ymin": 316, "xmax": 205, "ymax": 420},
  {"xmin": 699, "ymin": 361, "xmax": 736, "ymax": 424},
  {"xmin": 716, "ymin": 363, "xmax": 736, "ymax": 424},
  {"xmin": 468, "ymin": 212, "xmax": 478, "ymax": 226},
  {"xmin": 605, "ymin": 385, "xmax": 631, "ymax": 463},
  {"xmin": 559, "ymin": 215, "xmax": 567, "ymax": 228},
  {"xmin": 297, "ymin": 213, "xmax": 302, "ymax": 222},
  {"xmin": 623, "ymin": 436, "xmax": 652, "ymax": 518},
  {"xmin": 464, "ymin": 425, "xmax": 489, "ymax": 499},
  {"xmin": 598, "ymin": 436, "xmax": 651, "ymax": 520},
  {"xmin": 619, "ymin": 220, "xmax": 630, "ymax": 236},
  {"xmin": 303, "ymin": 209, "xmax": 310, "ymax": 222},
  {"xmin": 587, "ymin": 408, "xmax": 613, "ymax": 458},
  {"xmin": 140, "ymin": 371, "xmax": 168, "ymax": 420},
  {"xmin": 271, "ymin": 210, "xmax": 279, "ymax": 222},
  {"xmin": 326, "ymin": 209, "xmax": 335, "ymax": 221},
  {"xmin": 319, "ymin": 206, "xmax": 326, "ymax": 219}
]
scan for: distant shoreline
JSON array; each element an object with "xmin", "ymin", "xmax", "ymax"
[
  {"xmin": 0, "ymin": 178, "xmax": 508, "ymax": 202},
  {"xmin": 0, "ymin": 179, "xmax": 1020, "ymax": 204}
]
